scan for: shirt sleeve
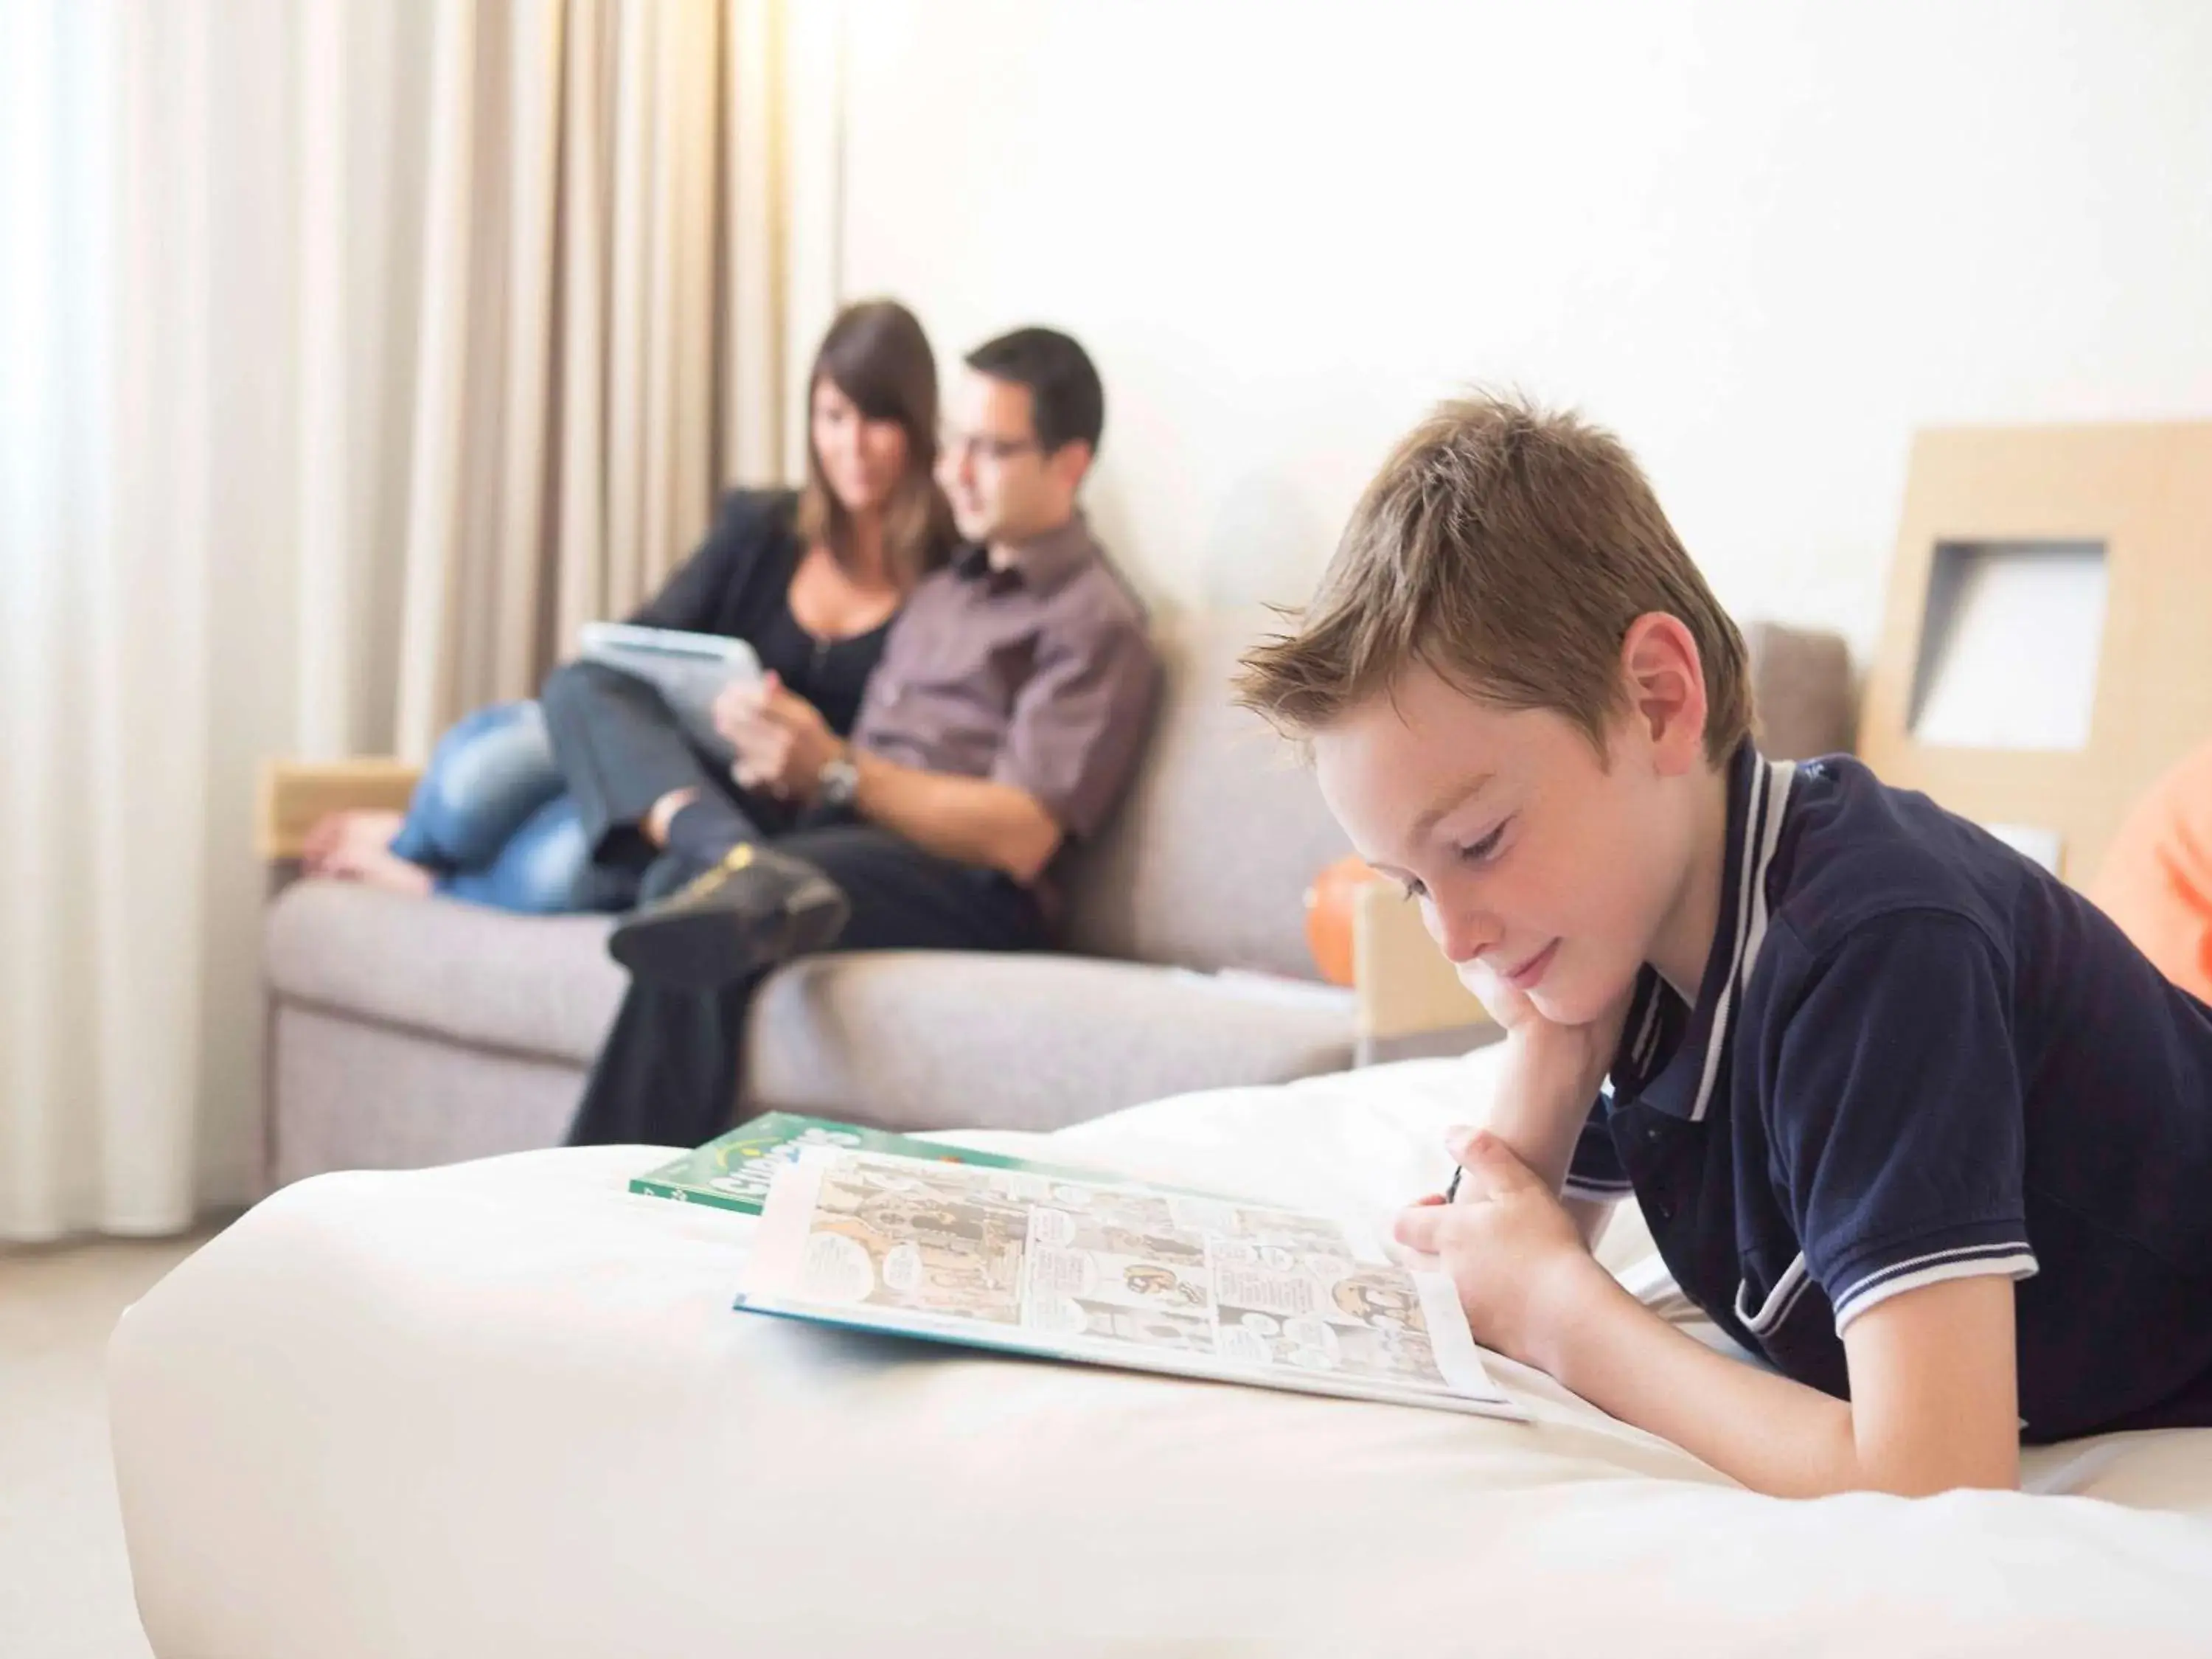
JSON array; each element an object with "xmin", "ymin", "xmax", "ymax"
[
  {"xmin": 1764, "ymin": 912, "xmax": 2040, "ymax": 1334},
  {"xmin": 1562, "ymin": 1092, "xmax": 1632, "ymax": 1203},
  {"xmin": 990, "ymin": 607, "xmax": 1160, "ymax": 841}
]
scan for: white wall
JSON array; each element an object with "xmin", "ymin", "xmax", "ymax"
[{"xmin": 840, "ymin": 0, "xmax": 2212, "ymax": 653}]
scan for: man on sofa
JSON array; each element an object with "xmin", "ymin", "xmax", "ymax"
[{"xmin": 566, "ymin": 327, "xmax": 1161, "ymax": 1148}]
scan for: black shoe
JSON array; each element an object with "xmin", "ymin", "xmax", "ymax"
[{"xmin": 608, "ymin": 844, "xmax": 850, "ymax": 990}]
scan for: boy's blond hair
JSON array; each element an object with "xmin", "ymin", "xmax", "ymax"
[{"xmin": 1235, "ymin": 394, "xmax": 1750, "ymax": 763}]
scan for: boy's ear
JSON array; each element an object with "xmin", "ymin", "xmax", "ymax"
[{"xmin": 1618, "ymin": 612, "xmax": 1710, "ymax": 773}]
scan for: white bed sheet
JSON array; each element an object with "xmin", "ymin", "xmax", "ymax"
[{"xmin": 111, "ymin": 1051, "xmax": 2212, "ymax": 1657}]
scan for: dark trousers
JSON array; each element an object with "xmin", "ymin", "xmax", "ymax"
[
  {"xmin": 539, "ymin": 660, "xmax": 787, "ymax": 863},
  {"xmin": 566, "ymin": 822, "xmax": 1046, "ymax": 1149}
]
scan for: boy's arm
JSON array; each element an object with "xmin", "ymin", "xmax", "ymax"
[
  {"xmin": 1402, "ymin": 1134, "xmax": 2021, "ymax": 1500},
  {"xmin": 1473, "ymin": 993, "xmax": 1630, "ymax": 1253},
  {"xmin": 1419, "ymin": 918, "xmax": 2034, "ymax": 1496},
  {"xmin": 1534, "ymin": 1262, "xmax": 2020, "ymax": 1498},
  {"xmin": 1562, "ymin": 1196, "xmax": 1614, "ymax": 1254}
]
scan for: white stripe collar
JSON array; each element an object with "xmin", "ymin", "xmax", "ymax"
[{"xmin": 1615, "ymin": 745, "xmax": 1795, "ymax": 1122}]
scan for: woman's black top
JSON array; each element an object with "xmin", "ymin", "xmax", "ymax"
[{"xmin": 627, "ymin": 489, "xmax": 891, "ymax": 737}]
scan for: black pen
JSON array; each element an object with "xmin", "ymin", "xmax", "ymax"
[{"xmin": 1443, "ymin": 1164, "xmax": 1464, "ymax": 1203}]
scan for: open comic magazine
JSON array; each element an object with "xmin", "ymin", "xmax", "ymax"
[{"xmin": 740, "ymin": 1147, "xmax": 1523, "ymax": 1419}]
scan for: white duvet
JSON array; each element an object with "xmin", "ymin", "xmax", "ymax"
[{"xmin": 110, "ymin": 1050, "xmax": 2212, "ymax": 1657}]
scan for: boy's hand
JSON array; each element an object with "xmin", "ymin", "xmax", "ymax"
[
  {"xmin": 1455, "ymin": 953, "xmax": 1542, "ymax": 1032},
  {"xmin": 1458, "ymin": 956, "xmax": 1632, "ymax": 1096},
  {"xmin": 1392, "ymin": 1128, "xmax": 1608, "ymax": 1366}
]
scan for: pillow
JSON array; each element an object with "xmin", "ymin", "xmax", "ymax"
[{"xmin": 2089, "ymin": 740, "xmax": 2212, "ymax": 1003}]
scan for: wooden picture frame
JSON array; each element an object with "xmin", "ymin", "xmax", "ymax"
[{"xmin": 1860, "ymin": 423, "xmax": 2212, "ymax": 886}]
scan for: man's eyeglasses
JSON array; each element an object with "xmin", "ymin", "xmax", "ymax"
[{"xmin": 940, "ymin": 426, "xmax": 1040, "ymax": 463}]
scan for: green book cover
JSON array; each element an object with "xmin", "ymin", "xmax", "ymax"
[{"xmin": 629, "ymin": 1113, "xmax": 1209, "ymax": 1217}]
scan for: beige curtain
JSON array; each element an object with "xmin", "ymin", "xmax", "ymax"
[
  {"xmin": 366, "ymin": 0, "xmax": 841, "ymax": 762},
  {"xmin": 0, "ymin": 0, "xmax": 838, "ymax": 1239}
]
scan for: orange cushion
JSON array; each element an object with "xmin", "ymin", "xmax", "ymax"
[
  {"xmin": 1303, "ymin": 855, "xmax": 1380, "ymax": 987},
  {"xmin": 2089, "ymin": 741, "xmax": 2212, "ymax": 1004}
]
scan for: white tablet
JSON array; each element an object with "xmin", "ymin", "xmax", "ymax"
[
  {"xmin": 576, "ymin": 622, "xmax": 764, "ymax": 764},
  {"xmin": 578, "ymin": 622, "xmax": 765, "ymax": 677}
]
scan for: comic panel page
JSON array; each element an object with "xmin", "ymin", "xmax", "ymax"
[
  {"xmin": 743, "ymin": 1150, "xmax": 1518, "ymax": 1417},
  {"xmin": 753, "ymin": 1150, "xmax": 1035, "ymax": 1325}
]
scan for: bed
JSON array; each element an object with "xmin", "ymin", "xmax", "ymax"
[{"xmin": 108, "ymin": 1049, "xmax": 2212, "ymax": 1655}]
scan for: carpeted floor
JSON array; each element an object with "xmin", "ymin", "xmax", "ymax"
[{"xmin": 1, "ymin": 1227, "xmax": 223, "ymax": 1659}]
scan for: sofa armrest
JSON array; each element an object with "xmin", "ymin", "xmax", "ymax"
[
  {"xmin": 1351, "ymin": 880, "xmax": 1494, "ymax": 1064},
  {"xmin": 257, "ymin": 759, "xmax": 422, "ymax": 860}
]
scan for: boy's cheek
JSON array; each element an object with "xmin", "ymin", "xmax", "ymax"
[{"xmin": 1537, "ymin": 946, "xmax": 1641, "ymax": 1029}]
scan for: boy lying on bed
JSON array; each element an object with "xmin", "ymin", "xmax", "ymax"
[{"xmin": 1236, "ymin": 394, "xmax": 2212, "ymax": 1498}]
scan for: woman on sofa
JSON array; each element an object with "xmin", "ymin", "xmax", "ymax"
[{"xmin": 302, "ymin": 299, "xmax": 956, "ymax": 912}]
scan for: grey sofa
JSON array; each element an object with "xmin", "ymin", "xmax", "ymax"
[{"xmin": 259, "ymin": 612, "xmax": 1853, "ymax": 1189}]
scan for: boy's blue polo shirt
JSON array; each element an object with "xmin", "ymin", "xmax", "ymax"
[{"xmin": 1565, "ymin": 743, "xmax": 2212, "ymax": 1442}]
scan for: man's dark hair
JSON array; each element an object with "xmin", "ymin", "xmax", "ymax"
[{"xmin": 965, "ymin": 327, "xmax": 1105, "ymax": 457}]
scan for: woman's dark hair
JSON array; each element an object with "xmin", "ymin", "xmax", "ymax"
[
  {"xmin": 964, "ymin": 327, "xmax": 1105, "ymax": 457},
  {"xmin": 796, "ymin": 299, "xmax": 955, "ymax": 588}
]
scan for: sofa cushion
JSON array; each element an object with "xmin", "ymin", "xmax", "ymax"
[
  {"xmin": 1061, "ymin": 609, "xmax": 1352, "ymax": 980},
  {"xmin": 268, "ymin": 1004, "xmax": 591, "ymax": 1186},
  {"xmin": 1743, "ymin": 620, "xmax": 1856, "ymax": 762},
  {"xmin": 744, "ymin": 950, "xmax": 1355, "ymax": 1133},
  {"xmin": 265, "ymin": 880, "xmax": 627, "ymax": 1066},
  {"xmin": 263, "ymin": 622, "xmax": 1852, "ymax": 1092}
]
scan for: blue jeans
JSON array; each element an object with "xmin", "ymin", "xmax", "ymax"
[{"xmin": 389, "ymin": 701, "xmax": 636, "ymax": 914}]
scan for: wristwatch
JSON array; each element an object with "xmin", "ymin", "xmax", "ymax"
[{"xmin": 815, "ymin": 751, "xmax": 860, "ymax": 812}]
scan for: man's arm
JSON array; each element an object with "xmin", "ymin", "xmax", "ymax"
[
  {"xmin": 718, "ymin": 680, "xmax": 1066, "ymax": 883},
  {"xmin": 731, "ymin": 595, "xmax": 1155, "ymax": 885},
  {"xmin": 846, "ymin": 748, "xmax": 1062, "ymax": 885},
  {"xmin": 1534, "ymin": 1264, "xmax": 2020, "ymax": 1498}
]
